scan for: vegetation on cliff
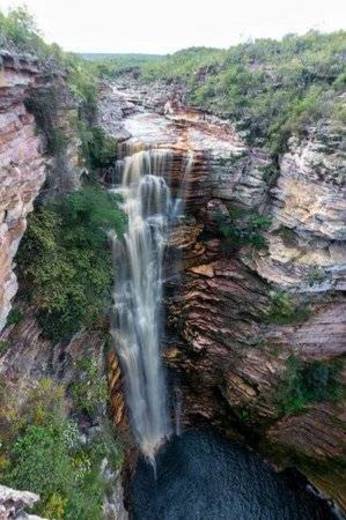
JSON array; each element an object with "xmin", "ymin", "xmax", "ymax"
[
  {"xmin": 265, "ymin": 291, "xmax": 311, "ymax": 325},
  {"xmin": 17, "ymin": 187, "xmax": 125, "ymax": 341},
  {"xmin": 146, "ymin": 33, "xmax": 345, "ymax": 153},
  {"xmin": 0, "ymin": 6, "xmax": 52, "ymax": 56},
  {"xmin": 0, "ymin": 6, "xmax": 113, "ymax": 169},
  {"xmin": 98, "ymin": 32, "xmax": 346, "ymax": 154},
  {"xmin": 216, "ymin": 207, "xmax": 271, "ymax": 252},
  {"xmin": 2, "ymin": 6, "xmax": 344, "ymax": 158},
  {"xmin": 0, "ymin": 378, "xmax": 122, "ymax": 520},
  {"xmin": 277, "ymin": 356, "xmax": 344, "ymax": 415}
]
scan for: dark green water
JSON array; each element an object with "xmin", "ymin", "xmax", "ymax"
[{"xmin": 131, "ymin": 430, "xmax": 337, "ymax": 520}]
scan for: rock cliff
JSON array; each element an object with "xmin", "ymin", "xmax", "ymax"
[
  {"xmin": 0, "ymin": 51, "xmax": 44, "ymax": 331},
  {"xmin": 0, "ymin": 52, "xmax": 127, "ymax": 519},
  {"xmin": 0, "ymin": 55, "xmax": 345, "ymax": 514},
  {"xmin": 98, "ymin": 80, "xmax": 346, "ymax": 511},
  {"xmin": 0, "ymin": 50, "xmax": 83, "ymax": 332}
]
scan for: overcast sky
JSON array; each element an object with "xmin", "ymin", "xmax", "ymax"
[{"xmin": 1, "ymin": 0, "xmax": 346, "ymax": 54}]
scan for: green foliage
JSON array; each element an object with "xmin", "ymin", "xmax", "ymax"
[
  {"xmin": 81, "ymin": 53, "xmax": 164, "ymax": 80},
  {"xmin": 9, "ymin": 423, "xmax": 72, "ymax": 497},
  {"xmin": 17, "ymin": 187, "xmax": 126, "ymax": 341},
  {"xmin": 277, "ymin": 356, "xmax": 344, "ymax": 415},
  {"xmin": 25, "ymin": 87, "xmax": 67, "ymax": 156},
  {"xmin": 265, "ymin": 290, "xmax": 310, "ymax": 324},
  {"xmin": 217, "ymin": 207, "xmax": 271, "ymax": 252},
  {"xmin": 0, "ymin": 7, "xmax": 99, "ymax": 165},
  {"xmin": 66, "ymin": 58, "xmax": 98, "ymax": 121},
  {"xmin": 79, "ymin": 125, "xmax": 117, "ymax": 169},
  {"xmin": 7, "ymin": 307, "xmax": 23, "ymax": 326},
  {"xmin": 260, "ymin": 163, "xmax": 280, "ymax": 185},
  {"xmin": 1, "ymin": 378, "xmax": 122, "ymax": 520},
  {"xmin": 0, "ymin": 340, "xmax": 8, "ymax": 355},
  {"xmin": 70, "ymin": 358, "xmax": 108, "ymax": 418},
  {"xmin": 142, "ymin": 47, "xmax": 226, "ymax": 83},
  {"xmin": 123, "ymin": 31, "xmax": 346, "ymax": 153},
  {"xmin": 306, "ymin": 266, "xmax": 328, "ymax": 286},
  {"xmin": 0, "ymin": 6, "xmax": 65, "ymax": 59},
  {"xmin": 0, "ymin": 6, "xmax": 41, "ymax": 51}
]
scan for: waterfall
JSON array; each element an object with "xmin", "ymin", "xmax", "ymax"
[{"xmin": 110, "ymin": 148, "xmax": 172, "ymax": 460}]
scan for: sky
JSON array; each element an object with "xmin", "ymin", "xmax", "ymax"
[{"xmin": 1, "ymin": 0, "xmax": 346, "ymax": 54}]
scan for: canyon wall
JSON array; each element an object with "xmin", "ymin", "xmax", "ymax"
[
  {"xmin": 98, "ymin": 80, "xmax": 346, "ymax": 511},
  {"xmin": 0, "ymin": 52, "xmax": 127, "ymax": 519},
  {"xmin": 0, "ymin": 50, "xmax": 82, "ymax": 332},
  {"xmin": 0, "ymin": 53, "xmax": 345, "ymax": 513},
  {"xmin": 0, "ymin": 51, "xmax": 44, "ymax": 331}
]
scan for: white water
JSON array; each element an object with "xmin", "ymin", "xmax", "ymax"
[{"xmin": 110, "ymin": 148, "xmax": 173, "ymax": 460}]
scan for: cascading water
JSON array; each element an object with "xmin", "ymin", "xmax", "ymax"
[{"xmin": 110, "ymin": 147, "xmax": 173, "ymax": 460}]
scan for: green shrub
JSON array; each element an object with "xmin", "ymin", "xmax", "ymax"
[
  {"xmin": 79, "ymin": 125, "xmax": 117, "ymax": 169},
  {"xmin": 8, "ymin": 423, "xmax": 73, "ymax": 497},
  {"xmin": 306, "ymin": 266, "xmax": 328, "ymax": 286},
  {"xmin": 0, "ymin": 6, "xmax": 42, "ymax": 52},
  {"xmin": 0, "ymin": 340, "xmax": 8, "ymax": 355},
  {"xmin": 217, "ymin": 207, "xmax": 271, "ymax": 252},
  {"xmin": 44, "ymin": 493, "xmax": 67, "ymax": 520},
  {"xmin": 6, "ymin": 419, "xmax": 110, "ymax": 519},
  {"xmin": 70, "ymin": 358, "xmax": 108, "ymax": 418},
  {"xmin": 7, "ymin": 308, "xmax": 23, "ymax": 326},
  {"xmin": 25, "ymin": 88, "xmax": 67, "ymax": 156},
  {"xmin": 1, "ymin": 378, "xmax": 122, "ymax": 520},
  {"xmin": 277, "ymin": 356, "xmax": 344, "ymax": 415},
  {"xmin": 265, "ymin": 291, "xmax": 310, "ymax": 324},
  {"xmin": 17, "ymin": 187, "xmax": 126, "ymax": 341}
]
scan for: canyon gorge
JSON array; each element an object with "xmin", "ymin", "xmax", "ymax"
[{"xmin": 0, "ymin": 20, "xmax": 345, "ymax": 520}]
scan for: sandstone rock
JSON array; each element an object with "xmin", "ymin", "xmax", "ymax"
[
  {"xmin": 0, "ymin": 52, "xmax": 46, "ymax": 331},
  {"xmin": 102, "ymin": 469, "xmax": 129, "ymax": 520},
  {"xmin": 0, "ymin": 50, "xmax": 84, "ymax": 332},
  {"xmin": 0, "ymin": 306, "xmax": 106, "ymax": 410},
  {"xmin": 251, "ymin": 127, "xmax": 346, "ymax": 290},
  {"xmin": 98, "ymin": 85, "xmax": 346, "ymax": 509}
]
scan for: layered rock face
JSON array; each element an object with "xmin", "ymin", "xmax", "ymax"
[
  {"xmin": 99, "ymin": 82, "xmax": 346, "ymax": 511},
  {"xmin": 0, "ymin": 51, "xmax": 83, "ymax": 332},
  {"xmin": 0, "ymin": 67, "xmax": 344, "ymax": 512},
  {"xmin": 251, "ymin": 129, "xmax": 346, "ymax": 291},
  {"xmin": 0, "ymin": 51, "xmax": 45, "ymax": 332}
]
